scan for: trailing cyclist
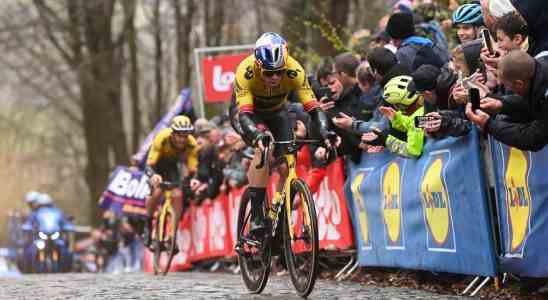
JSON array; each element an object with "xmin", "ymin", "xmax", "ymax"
[
  {"xmin": 142, "ymin": 115, "xmax": 198, "ymax": 248},
  {"xmin": 229, "ymin": 32, "xmax": 336, "ymax": 239}
]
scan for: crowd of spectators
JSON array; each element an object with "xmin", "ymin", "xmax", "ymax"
[{"xmin": 90, "ymin": 0, "xmax": 548, "ymax": 293}]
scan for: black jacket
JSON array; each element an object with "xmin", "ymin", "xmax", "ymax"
[
  {"xmin": 485, "ymin": 56, "xmax": 548, "ymax": 151},
  {"xmin": 196, "ymin": 145, "xmax": 224, "ymax": 199},
  {"xmin": 511, "ymin": 0, "xmax": 548, "ymax": 57},
  {"xmin": 325, "ymin": 84, "xmax": 369, "ymax": 163}
]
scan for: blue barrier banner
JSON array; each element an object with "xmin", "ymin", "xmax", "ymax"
[
  {"xmin": 346, "ymin": 129, "xmax": 497, "ymax": 276},
  {"xmin": 99, "ymin": 166, "xmax": 149, "ymax": 217},
  {"xmin": 490, "ymin": 139, "xmax": 548, "ymax": 277},
  {"xmin": 132, "ymin": 89, "xmax": 193, "ymax": 166}
]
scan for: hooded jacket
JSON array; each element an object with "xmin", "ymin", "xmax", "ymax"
[
  {"xmin": 510, "ymin": 0, "xmax": 548, "ymax": 56},
  {"xmin": 396, "ymin": 36, "xmax": 449, "ymax": 71}
]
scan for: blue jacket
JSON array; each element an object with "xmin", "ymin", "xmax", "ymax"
[{"xmin": 396, "ymin": 36, "xmax": 449, "ymax": 71}]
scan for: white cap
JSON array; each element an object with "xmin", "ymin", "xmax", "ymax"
[{"xmin": 489, "ymin": 0, "xmax": 515, "ymax": 18}]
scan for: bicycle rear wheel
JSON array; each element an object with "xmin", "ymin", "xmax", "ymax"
[
  {"xmin": 161, "ymin": 207, "xmax": 179, "ymax": 276},
  {"xmin": 283, "ymin": 178, "xmax": 319, "ymax": 298},
  {"xmin": 236, "ymin": 188, "xmax": 271, "ymax": 294}
]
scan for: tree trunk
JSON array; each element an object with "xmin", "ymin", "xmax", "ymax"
[
  {"xmin": 254, "ymin": 0, "xmax": 264, "ymax": 37},
  {"xmin": 152, "ymin": 0, "xmax": 164, "ymax": 121},
  {"xmin": 123, "ymin": 0, "xmax": 141, "ymax": 153},
  {"xmin": 212, "ymin": 1, "xmax": 225, "ymax": 46}
]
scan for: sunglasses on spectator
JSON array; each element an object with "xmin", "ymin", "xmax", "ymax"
[{"xmin": 262, "ymin": 69, "xmax": 285, "ymax": 77}]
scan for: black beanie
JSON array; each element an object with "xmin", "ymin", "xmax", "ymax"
[{"xmin": 386, "ymin": 12, "xmax": 415, "ymax": 40}]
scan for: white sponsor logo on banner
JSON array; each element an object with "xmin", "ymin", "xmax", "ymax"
[
  {"xmin": 315, "ymin": 179, "xmax": 342, "ymax": 241},
  {"xmin": 209, "ymin": 202, "xmax": 227, "ymax": 251},
  {"xmin": 213, "ymin": 66, "xmax": 235, "ymax": 92},
  {"xmin": 192, "ymin": 208, "xmax": 207, "ymax": 254},
  {"xmin": 176, "ymin": 227, "xmax": 191, "ymax": 263},
  {"xmin": 107, "ymin": 169, "xmax": 150, "ymax": 199}
]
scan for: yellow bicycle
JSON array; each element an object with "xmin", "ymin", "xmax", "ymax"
[
  {"xmin": 236, "ymin": 136, "xmax": 336, "ymax": 297},
  {"xmin": 151, "ymin": 181, "xmax": 180, "ymax": 276}
]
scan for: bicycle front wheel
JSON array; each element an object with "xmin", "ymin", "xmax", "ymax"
[
  {"xmin": 283, "ymin": 178, "xmax": 319, "ymax": 298},
  {"xmin": 237, "ymin": 188, "xmax": 271, "ymax": 294},
  {"xmin": 161, "ymin": 207, "xmax": 179, "ymax": 276}
]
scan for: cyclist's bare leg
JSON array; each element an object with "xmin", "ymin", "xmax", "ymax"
[
  {"xmin": 145, "ymin": 187, "xmax": 163, "ymax": 217},
  {"xmin": 170, "ymin": 188, "xmax": 183, "ymax": 221},
  {"xmin": 246, "ymin": 147, "xmax": 269, "ymax": 187},
  {"xmin": 276, "ymin": 161, "xmax": 288, "ymax": 193},
  {"xmin": 143, "ymin": 187, "xmax": 162, "ymax": 246}
]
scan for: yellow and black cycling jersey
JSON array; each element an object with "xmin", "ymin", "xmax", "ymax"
[
  {"xmin": 146, "ymin": 128, "xmax": 199, "ymax": 176},
  {"xmin": 233, "ymin": 54, "xmax": 319, "ymax": 114}
]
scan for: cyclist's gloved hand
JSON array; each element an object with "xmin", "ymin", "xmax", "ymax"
[
  {"xmin": 150, "ymin": 174, "xmax": 162, "ymax": 188},
  {"xmin": 253, "ymin": 132, "xmax": 271, "ymax": 152}
]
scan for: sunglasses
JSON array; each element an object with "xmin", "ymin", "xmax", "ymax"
[
  {"xmin": 262, "ymin": 69, "xmax": 285, "ymax": 77},
  {"xmin": 173, "ymin": 131, "xmax": 192, "ymax": 137}
]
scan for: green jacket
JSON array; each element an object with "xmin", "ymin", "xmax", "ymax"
[{"xmin": 385, "ymin": 107, "xmax": 425, "ymax": 158}]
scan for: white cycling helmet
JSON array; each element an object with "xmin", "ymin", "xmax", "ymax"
[
  {"xmin": 36, "ymin": 193, "xmax": 54, "ymax": 206},
  {"xmin": 25, "ymin": 191, "xmax": 41, "ymax": 204}
]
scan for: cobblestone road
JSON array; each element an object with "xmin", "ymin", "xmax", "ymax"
[{"xmin": 0, "ymin": 272, "xmax": 476, "ymax": 299}]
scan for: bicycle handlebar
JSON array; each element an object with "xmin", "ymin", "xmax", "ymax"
[
  {"xmin": 255, "ymin": 136, "xmax": 338, "ymax": 169},
  {"xmin": 159, "ymin": 181, "xmax": 179, "ymax": 190}
]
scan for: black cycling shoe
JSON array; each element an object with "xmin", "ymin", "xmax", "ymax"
[{"xmin": 249, "ymin": 217, "xmax": 270, "ymax": 241}]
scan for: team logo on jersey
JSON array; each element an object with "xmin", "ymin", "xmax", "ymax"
[
  {"xmin": 351, "ymin": 169, "xmax": 372, "ymax": 250},
  {"xmin": 503, "ymin": 147, "xmax": 531, "ymax": 257},
  {"xmin": 420, "ymin": 150, "xmax": 455, "ymax": 252},
  {"xmin": 244, "ymin": 66, "xmax": 254, "ymax": 80},
  {"xmin": 286, "ymin": 68, "xmax": 299, "ymax": 79},
  {"xmin": 382, "ymin": 161, "xmax": 404, "ymax": 249}
]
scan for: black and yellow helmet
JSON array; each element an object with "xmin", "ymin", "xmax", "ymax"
[{"xmin": 170, "ymin": 115, "xmax": 194, "ymax": 133}]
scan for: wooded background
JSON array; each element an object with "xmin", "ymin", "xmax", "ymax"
[{"xmin": 0, "ymin": 0, "xmax": 392, "ymax": 239}]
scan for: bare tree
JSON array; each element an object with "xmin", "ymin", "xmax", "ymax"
[
  {"xmin": 122, "ymin": 0, "xmax": 141, "ymax": 152},
  {"xmin": 173, "ymin": 0, "xmax": 196, "ymax": 88}
]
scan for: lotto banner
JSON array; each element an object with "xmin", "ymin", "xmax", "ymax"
[
  {"xmin": 201, "ymin": 53, "xmax": 249, "ymax": 103},
  {"xmin": 188, "ymin": 196, "xmax": 232, "ymax": 262},
  {"xmin": 347, "ymin": 129, "xmax": 497, "ymax": 276},
  {"xmin": 98, "ymin": 166, "xmax": 149, "ymax": 217},
  {"xmin": 266, "ymin": 158, "xmax": 354, "ymax": 252},
  {"xmin": 490, "ymin": 140, "xmax": 548, "ymax": 277}
]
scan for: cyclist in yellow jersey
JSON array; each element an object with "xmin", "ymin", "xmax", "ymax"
[
  {"xmin": 229, "ymin": 32, "xmax": 337, "ymax": 237},
  {"xmin": 142, "ymin": 115, "xmax": 198, "ymax": 247}
]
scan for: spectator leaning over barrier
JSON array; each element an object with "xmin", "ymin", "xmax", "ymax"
[
  {"xmin": 416, "ymin": 65, "xmax": 472, "ymax": 138},
  {"xmin": 362, "ymin": 76, "xmax": 425, "ymax": 159},
  {"xmin": 319, "ymin": 52, "xmax": 369, "ymax": 164},
  {"xmin": 385, "ymin": 12, "xmax": 449, "ymax": 71},
  {"xmin": 466, "ymin": 50, "xmax": 548, "ymax": 151}
]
